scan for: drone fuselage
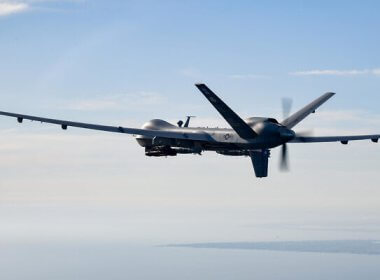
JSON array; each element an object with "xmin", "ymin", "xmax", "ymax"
[{"xmin": 136, "ymin": 118, "xmax": 295, "ymax": 157}]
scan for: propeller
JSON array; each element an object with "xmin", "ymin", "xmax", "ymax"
[
  {"xmin": 279, "ymin": 98, "xmax": 293, "ymax": 171},
  {"xmin": 279, "ymin": 98, "xmax": 313, "ymax": 171},
  {"xmin": 280, "ymin": 143, "xmax": 289, "ymax": 171},
  {"xmin": 295, "ymin": 130, "xmax": 313, "ymax": 137},
  {"xmin": 282, "ymin": 98, "xmax": 293, "ymax": 120}
]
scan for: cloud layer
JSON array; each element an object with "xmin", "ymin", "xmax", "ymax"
[
  {"xmin": 290, "ymin": 68, "xmax": 380, "ymax": 76},
  {"xmin": 167, "ymin": 240, "xmax": 380, "ymax": 255}
]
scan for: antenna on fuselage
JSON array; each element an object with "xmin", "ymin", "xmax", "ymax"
[
  {"xmin": 178, "ymin": 116, "xmax": 196, "ymax": 127},
  {"xmin": 184, "ymin": 116, "xmax": 195, "ymax": 127}
]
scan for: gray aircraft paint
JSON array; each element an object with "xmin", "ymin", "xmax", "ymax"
[{"xmin": 0, "ymin": 84, "xmax": 378, "ymax": 178}]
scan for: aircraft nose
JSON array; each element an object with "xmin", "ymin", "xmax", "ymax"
[{"xmin": 279, "ymin": 128, "xmax": 296, "ymax": 141}]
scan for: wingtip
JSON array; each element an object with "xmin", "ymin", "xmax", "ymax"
[{"xmin": 194, "ymin": 83, "xmax": 205, "ymax": 87}]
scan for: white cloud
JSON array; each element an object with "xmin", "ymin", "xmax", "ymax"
[
  {"xmin": 0, "ymin": 0, "xmax": 84, "ymax": 17},
  {"xmin": 290, "ymin": 69, "xmax": 368, "ymax": 76},
  {"xmin": 68, "ymin": 99, "xmax": 119, "ymax": 111},
  {"xmin": 0, "ymin": 2, "xmax": 28, "ymax": 16},
  {"xmin": 228, "ymin": 74, "xmax": 269, "ymax": 80},
  {"xmin": 67, "ymin": 92, "xmax": 166, "ymax": 111},
  {"xmin": 290, "ymin": 68, "xmax": 380, "ymax": 77},
  {"xmin": 372, "ymin": 68, "xmax": 380, "ymax": 76},
  {"xmin": 313, "ymin": 110, "xmax": 365, "ymax": 122},
  {"xmin": 295, "ymin": 109, "xmax": 380, "ymax": 136}
]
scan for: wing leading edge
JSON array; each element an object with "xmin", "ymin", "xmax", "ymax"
[
  {"xmin": 291, "ymin": 134, "xmax": 380, "ymax": 143},
  {"xmin": 0, "ymin": 111, "xmax": 214, "ymax": 142}
]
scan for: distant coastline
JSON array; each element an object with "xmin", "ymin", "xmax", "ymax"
[{"xmin": 166, "ymin": 240, "xmax": 380, "ymax": 256}]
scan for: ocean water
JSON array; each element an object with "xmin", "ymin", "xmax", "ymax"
[{"xmin": 1, "ymin": 241, "xmax": 380, "ymax": 280}]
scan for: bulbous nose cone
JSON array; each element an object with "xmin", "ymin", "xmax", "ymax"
[{"xmin": 279, "ymin": 127, "xmax": 296, "ymax": 141}]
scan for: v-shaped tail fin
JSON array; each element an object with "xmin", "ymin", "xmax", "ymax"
[
  {"xmin": 195, "ymin": 83, "xmax": 257, "ymax": 139},
  {"xmin": 281, "ymin": 92, "xmax": 335, "ymax": 129},
  {"xmin": 249, "ymin": 150, "xmax": 270, "ymax": 178}
]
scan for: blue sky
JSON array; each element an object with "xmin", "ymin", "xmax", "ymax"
[
  {"xmin": 0, "ymin": 0, "xmax": 379, "ymax": 247},
  {"xmin": 2, "ymin": 0, "xmax": 380, "ymax": 116}
]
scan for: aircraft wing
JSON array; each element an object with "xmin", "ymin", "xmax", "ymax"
[
  {"xmin": 281, "ymin": 92, "xmax": 335, "ymax": 129},
  {"xmin": 291, "ymin": 134, "xmax": 380, "ymax": 143},
  {"xmin": 195, "ymin": 83, "xmax": 258, "ymax": 139},
  {"xmin": 0, "ymin": 111, "xmax": 214, "ymax": 142}
]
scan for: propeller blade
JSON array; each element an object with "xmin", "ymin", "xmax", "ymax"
[
  {"xmin": 279, "ymin": 144, "xmax": 289, "ymax": 171},
  {"xmin": 295, "ymin": 129, "xmax": 314, "ymax": 137},
  {"xmin": 282, "ymin": 98, "xmax": 293, "ymax": 120}
]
